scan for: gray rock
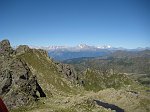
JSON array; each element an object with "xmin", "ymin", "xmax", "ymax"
[
  {"xmin": 56, "ymin": 63, "xmax": 78, "ymax": 82},
  {"xmin": 33, "ymin": 49, "xmax": 48, "ymax": 57},
  {"xmin": 0, "ymin": 40, "xmax": 46, "ymax": 109},
  {"xmin": 0, "ymin": 39, "xmax": 13, "ymax": 56},
  {"xmin": 15, "ymin": 45, "xmax": 30, "ymax": 55}
]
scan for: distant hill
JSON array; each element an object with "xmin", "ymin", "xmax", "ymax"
[
  {"xmin": 48, "ymin": 50, "xmax": 112, "ymax": 61},
  {"xmin": 29, "ymin": 44, "xmax": 150, "ymax": 61},
  {"xmin": 46, "ymin": 44, "xmax": 113, "ymax": 61},
  {"xmin": 64, "ymin": 50, "xmax": 150, "ymax": 87}
]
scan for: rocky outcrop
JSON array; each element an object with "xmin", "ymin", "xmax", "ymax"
[
  {"xmin": 0, "ymin": 39, "xmax": 46, "ymax": 109},
  {"xmin": 37, "ymin": 49, "xmax": 48, "ymax": 57},
  {"xmin": 15, "ymin": 45, "xmax": 30, "ymax": 55},
  {"xmin": 0, "ymin": 39, "xmax": 13, "ymax": 56},
  {"xmin": 56, "ymin": 62, "xmax": 79, "ymax": 82}
]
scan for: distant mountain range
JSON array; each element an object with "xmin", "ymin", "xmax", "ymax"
[
  {"xmin": 30, "ymin": 44, "xmax": 150, "ymax": 51},
  {"xmin": 30, "ymin": 44, "xmax": 112, "ymax": 51},
  {"xmin": 30, "ymin": 44, "xmax": 150, "ymax": 61}
]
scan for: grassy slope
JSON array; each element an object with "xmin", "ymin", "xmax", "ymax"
[
  {"xmin": 11, "ymin": 49, "xmax": 150, "ymax": 112},
  {"xmin": 11, "ymin": 87, "xmax": 150, "ymax": 112},
  {"xmin": 17, "ymin": 49, "xmax": 80, "ymax": 97},
  {"xmin": 82, "ymin": 69, "xmax": 133, "ymax": 92}
]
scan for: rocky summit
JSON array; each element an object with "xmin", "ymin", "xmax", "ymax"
[
  {"xmin": 0, "ymin": 39, "xmax": 13, "ymax": 56},
  {"xmin": 0, "ymin": 39, "xmax": 150, "ymax": 112},
  {"xmin": 0, "ymin": 39, "xmax": 80, "ymax": 110},
  {"xmin": 0, "ymin": 40, "xmax": 46, "ymax": 109}
]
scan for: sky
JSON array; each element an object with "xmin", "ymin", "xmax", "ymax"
[{"xmin": 0, "ymin": 0, "xmax": 150, "ymax": 48}]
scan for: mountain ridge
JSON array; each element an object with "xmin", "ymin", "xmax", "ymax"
[
  {"xmin": 30, "ymin": 44, "xmax": 150, "ymax": 51},
  {"xmin": 0, "ymin": 39, "xmax": 82, "ymax": 110},
  {"xmin": 30, "ymin": 44, "xmax": 112, "ymax": 51},
  {"xmin": 1, "ymin": 39, "xmax": 150, "ymax": 112},
  {"xmin": 29, "ymin": 44, "xmax": 150, "ymax": 61}
]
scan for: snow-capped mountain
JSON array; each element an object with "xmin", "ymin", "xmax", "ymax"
[
  {"xmin": 29, "ymin": 44, "xmax": 113, "ymax": 61},
  {"xmin": 30, "ymin": 44, "xmax": 112, "ymax": 51},
  {"xmin": 29, "ymin": 44, "xmax": 150, "ymax": 61},
  {"xmin": 97, "ymin": 45, "xmax": 111, "ymax": 49},
  {"xmin": 77, "ymin": 44, "xmax": 92, "ymax": 49},
  {"xmin": 30, "ymin": 45, "xmax": 68, "ymax": 50}
]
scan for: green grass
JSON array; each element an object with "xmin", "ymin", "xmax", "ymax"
[
  {"xmin": 11, "ymin": 87, "xmax": 150, "ymax": 112},
  {"xmin": 17, "ymin": 49, "xmax": 80, "ymax": 96},
  {"xmin": 11, "ymin": 49, "xmax": 150, "ymax": 112},
  {"xmin": 83, "ymin": 69, "xmax": 133, "ymax": 92}
]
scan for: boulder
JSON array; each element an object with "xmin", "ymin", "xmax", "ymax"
[
  {"xmin": 56, "ymin": 63, "xmax": 78, "ymax": 81},
  {"xmin": 0, "ymin": 39, "xmax": 13, "ymax": 56}
]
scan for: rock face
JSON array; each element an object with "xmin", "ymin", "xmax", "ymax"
[
  {"xmin": 37, "ymin": 49, "xmax": 48, "ymax": 57},
  {"xmin": 15, "ymin": 45, "xmax": 30, "ymax": 55},
  {"xmin": 0, "ymin": 39, "xmax": 46, "ymax": 109},
  {"xmin": 0, "ymin": 39, "xmax": 13, "ymax": 56},
  {"xmin": 56, "ymin": 62, "xmax": 79, "ymax": 82}
]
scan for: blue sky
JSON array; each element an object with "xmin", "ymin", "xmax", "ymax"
[{"xmin": 0, "ymin": 0, "xmax": 150, "ymax": 48}]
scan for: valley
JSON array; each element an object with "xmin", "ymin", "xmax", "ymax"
[{"xmin": 0, "ymin": 39, "xmax": 150, "ymax": 112}]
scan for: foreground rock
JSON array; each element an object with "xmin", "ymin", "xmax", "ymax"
[
  {"xmin": 0, "ymin": 40, "xmax": 46, "ymax": 109},
  {"xmin": 0, "ymin": 39, "xmax": 79, "ymax": 110}
]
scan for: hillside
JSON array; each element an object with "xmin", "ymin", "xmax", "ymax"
[
  {"xmin": 0, "ymin": 39, "xmax": 150, "ymax": 112},
  {"xmin": 48, "ymin": 49, "xmax": 111, "ymax": 61},
  {"xmin": 0, "ymin": 40, "xmax": 82, "ymax": 110},
  {"xmin": 81, "ymin": 69, "xmax": 133, "ymax": 92},
  {"xmin": 64, "ymin": 50, "xmax": 150, "ymax": 87}
]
